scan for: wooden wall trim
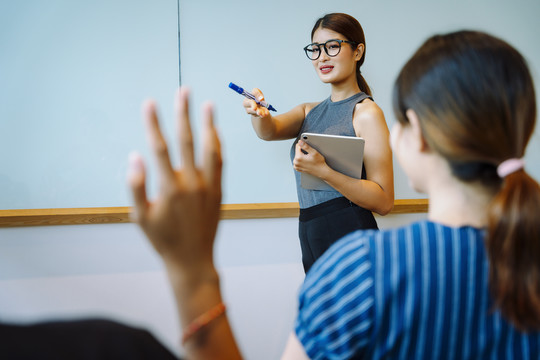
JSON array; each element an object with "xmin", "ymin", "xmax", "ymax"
[{"xmin": 0, "ymin": 199, "xmax": 428, "ymax": 227}]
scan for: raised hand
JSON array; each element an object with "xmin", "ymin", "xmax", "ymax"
[{"xmin": 128, "ymin": 86, "xmax": 222, "ymax": 274}]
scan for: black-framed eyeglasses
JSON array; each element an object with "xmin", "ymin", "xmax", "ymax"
[{"xmin": 303, "ymin": 39, "xmax": 358, "ymax": 60}]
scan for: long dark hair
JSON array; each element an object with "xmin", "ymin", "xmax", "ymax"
[
  {"xmin": 393, "ymin": 30, "xmax": 540, "ymax": 330},
  {"xmin": 311, "ymin": 13, "xmax": 371, "ymax": 96}
]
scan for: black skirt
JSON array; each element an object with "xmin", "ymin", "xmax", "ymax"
[{"xmin": 298, "ymin": 196, "xmax": 378, "ymax": 273}]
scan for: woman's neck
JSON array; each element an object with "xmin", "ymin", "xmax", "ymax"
[
  {"xmin": 426, "ymin": 161, "xmax": 495, "ymax": 228},
  {"xmin": 330, "ymin": 78, "xmax": 360, "ymax": 102}
]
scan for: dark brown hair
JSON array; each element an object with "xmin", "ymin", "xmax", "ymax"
[
  {"xmin": 311, "ymin": 13, "xmax": 371, "ymax": 96},
  {"xmin": 393, "ymin": 30, "xmax": 540, "ymax": 330}
]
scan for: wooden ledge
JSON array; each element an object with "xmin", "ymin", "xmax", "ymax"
[{"xmin": 0, "ymin": 199, "xmax": 428, "ymax": 227}]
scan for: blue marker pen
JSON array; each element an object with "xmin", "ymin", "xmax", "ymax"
[{"xmin": 228, "ymin": 82, "xmax": 277, "ymax": 112}]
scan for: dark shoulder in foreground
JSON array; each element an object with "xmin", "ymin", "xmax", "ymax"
[{"xmin": 0, "ymin": 319, "xmax": 180, "ymax": 360}]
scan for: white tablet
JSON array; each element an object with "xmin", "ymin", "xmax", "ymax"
[{"xmin": 299, "ymin": 133, "xmax": 365, "ymax": 191}]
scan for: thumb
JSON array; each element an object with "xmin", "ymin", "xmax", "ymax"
[{"xmin": 127, "ymin": 151, "xmax": 148, "ymax": 223}]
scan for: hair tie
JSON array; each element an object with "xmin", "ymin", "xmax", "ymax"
[{"xmin": 497, "ymin": 158, "xmax": 525, "ymax": 178}]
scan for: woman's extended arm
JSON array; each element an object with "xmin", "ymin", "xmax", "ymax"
[
  {"xmin": 293, "ymin": 100, "xmax": 394, "ymax": 215},
  {"xmin": 244, "ymin": 88, "xmax": 316, "ymax": 141}
]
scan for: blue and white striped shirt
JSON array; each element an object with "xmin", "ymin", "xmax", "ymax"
[{"xmin": 295, "ymin": 220, "xmax": 540, "ymax": 359}]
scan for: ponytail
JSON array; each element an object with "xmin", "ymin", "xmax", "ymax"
[
  {"xmin": 487, "ymin": 169, "xmax": 540, "ymax": 330},
  {"xmin": 393, "ymin": 30, "xmax": 540, "ymax": 331},
  {"xmin": 356, "ymin": 69, "xmax": 372, "ymax": 97}
]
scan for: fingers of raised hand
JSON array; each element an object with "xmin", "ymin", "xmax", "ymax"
[
  {"xmin": 132, "ymin": 89, "xmax": 223, "ymax": 264},
  {"xmin": 127, "ymin": 151, "xmax": 149, "ymax": 223},
  {"xmin": 175, "ymin": 87, "xmax": 196, "ymax": 172},
  {"xmin": 201, "ymin": 101, "xmax": 223, "ymax": 204},
  {"xmin": 143, "ymin": 99, "xmax": 175, "ymax": 187}
]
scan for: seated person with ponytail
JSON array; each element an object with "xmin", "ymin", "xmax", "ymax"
[{"xmin": 282, "ymin": 30, "xmax": 540, "ymax": 359}]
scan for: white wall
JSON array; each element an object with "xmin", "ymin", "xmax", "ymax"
[{"xmin": 0, "ymin": 213, "xmax": 424, "ymax": 359}]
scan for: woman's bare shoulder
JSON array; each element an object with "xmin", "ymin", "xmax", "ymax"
[{"xmin": 355, "ymin": 98, "xmax": 385, "ymax": 121}]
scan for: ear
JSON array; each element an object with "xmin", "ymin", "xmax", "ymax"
[
  {"xmin": 405, "ymin": 109, "xmax": 430, "ymax": 152},
  {"xmin": 355, "ymin": 43, "xmax": 365, "ymax": 61}
]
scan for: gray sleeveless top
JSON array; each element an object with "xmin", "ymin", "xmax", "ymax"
[{"xmin": 290, "ymin": 92, "xmax": 372, "ymax": 209}]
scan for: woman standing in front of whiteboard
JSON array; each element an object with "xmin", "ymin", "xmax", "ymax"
[{"xmin": 243, "ymin": 13, "xmax": 394, "ymax": 272}]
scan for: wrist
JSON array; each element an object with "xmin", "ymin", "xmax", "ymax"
[
  {"xmin": 165, "ymin": 260, "xmax": 219, "ymax": 290},
  {"xmin": 317, "ymin": 163, "xmax": 333, "ymax": 182},
  {"xmin": 165, "ymin": 262, "xmax": 223, "ymax": 321}
]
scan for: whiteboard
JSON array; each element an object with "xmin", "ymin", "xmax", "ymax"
[
  {"xmin": 0, "ymin": 1, "xmax": 179, "ymax": 209},
  {"xmin": 1, "ymin": 0, "xmax": 539, "ymax": 210}
]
